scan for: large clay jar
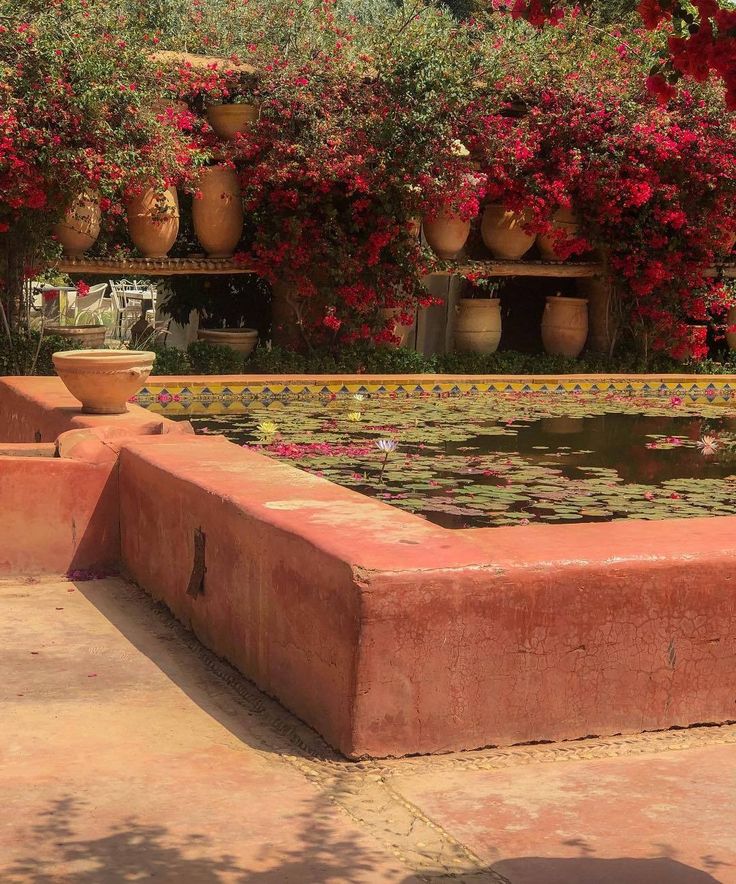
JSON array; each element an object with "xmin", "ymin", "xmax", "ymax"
[
  {"xmin": 192, "ymin": 165, "xmax": 244, "ymax": 257},
  {"xmin": 538, "ymin": 208, "xmax": 580, "ymax": 261},
  {"xmin": 454, "ymin": 298, "xmax": 502, "ymax": 354},
  {"xmin": 197, "ymin": 327, "xmax": 258, "ymax": 356},
  {"xmin": 53, "ymin": 192, "xmax": 101, "ymax": 258},
  {"xmin": 718, "ymin": 230, "xmax": 736, "ymax": 256},
  {"xmin": 45, "ymin": 324, "xmax": 106, "ymax": 349},
  {"xmin": 541, "ymin": 296, "xmax": 588, "ymax": 357},
  {"xmin": 422, "ymin": 210, "xmax": 470, "ymax": 259},
  {"xmin": 380, "ymin": 307, "xmax": 416, "ymax": 348},
  {"xmin": 126, "ymin": 187, "xmax": 179, "ymax": 258},
  {"xmin": 726, "ymin": 306, "xmax": 736, "ymax": 351},
  {"xmin": 206, "ymin": 103, "xmax": 258, "ymax": 141},
  {"xmin": 480, "ymin": 205, "xmax": 536, "ymax": 260},
  {"xmin": 52, "ymin": 349, "xmax": 155, "ymax": 414}
]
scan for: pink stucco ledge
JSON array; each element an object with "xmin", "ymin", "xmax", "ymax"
[{"xmin": 3, "ymin": 375, "xmax": 736, "ymax": 758}]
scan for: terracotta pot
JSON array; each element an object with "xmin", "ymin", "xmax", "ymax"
[
  {"xmin": 726, "ymin": 306, "xmax": 736, "ymax": 351},
  {"xmin": 422, "ymin": 210, "xmax": 470, "ymax": 259},
  {"xmin": 192, "ymin": 165, "xmax": 244, "ymax": 258},
  {"xmin": 453, "ymin": 298, "xmax": 502, "ymax": 354},
  {"xmin": 480, "ymin": 205, "xmax": 535, "ymax": 260},
  {"xmin": 53, "ymin": 192, "xmax": 101, "ymax": 258},
  {"xmin": 718, "ymin": 231, "xmax": 736, "ymax": 256},
  {"xmin": 52, "ymin": 349, "xmax": 155, "ymax": 414},
  {"xmin": 538, "ymin": 208, "xmax": 580, "ymax": 261},
  {"xmin": 270, "ymin": 281, "xmax": 327, "ymax": 349},
  {"xmin": 541, "ymin": 296, "xmax": 588, "ymax": 357},
  {"xmin": 576, "ymin": 277, "xmax": 616, "ymax": 354},
  {"xmin": 677, "ymin": 324, "xmax": 708, "ymax": 362},
  {"xmin": 406, "ymin": 217, "xmax": 421, "ymax": 240},
  {"xmin": 126, "ymin": 187, "xmax": 179, "ymax": 258},
  {"xmin": 197, "ymin": 327, "xmax": 258, "ymax": 356},
  {"xmin": 207, "ymin": 103, "xmax": 258, "ymax": 141},
  {"xmin": 380, "ymin": 307, "xmax": 415, "ymax": 348},
  {"xmin": 45, "ymin": 324, "xmax": 106, "ymax": 349}
]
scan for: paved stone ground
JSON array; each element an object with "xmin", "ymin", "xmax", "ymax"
[{"xmin": 2, "ymin": 576, "xmax": 736, "ymax": 883}]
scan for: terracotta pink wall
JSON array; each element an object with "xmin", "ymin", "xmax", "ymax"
[
  {"xmin": 0, "ymin": 377, "xmax": 173, "ymax": 443},
  {"xmin": 115, "ymin": 432, "xmax": 736, "ymax": 758},
  {"xmin": 117, "ymin": 436, "xmax": 366, "ymax": 753},
  {"xmin": 0, "ymin": 457, "xmax": 119, "ymax": 575},
  {"xmin": 5, "ymin": 375, "xmax": 736, "ymax": 757},
  {"xmin": 354, "ymin": 532, "xmax": 736, "ymax": 755}
]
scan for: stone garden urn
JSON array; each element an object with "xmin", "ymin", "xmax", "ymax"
[{"xmin": 53, "ymin": 349, "xmax": 155, "ymax": 414}]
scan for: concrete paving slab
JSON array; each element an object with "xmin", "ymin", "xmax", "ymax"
[
  {"xmin": 3, "ymin": 575, "xmax": 736, "ymax": 884},
  {"xmin": 0, "ymin": 578, "xmax": 418, "ymax": 883},
  {"xmin": 390, "ymin": 745, "xmax": 736, "ymax": 883}
]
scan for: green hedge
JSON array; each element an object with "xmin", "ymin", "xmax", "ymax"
[
  {"xmin": 5, "ymin": 336, "xmax": 736, "ymax": 378},
  {"xmin": 0, "ymin": 330, "xmax": 82, "ymax": 376},
  {"xmin": 149, "ymin": 342, "xmax": 736, "ymax": 376}
]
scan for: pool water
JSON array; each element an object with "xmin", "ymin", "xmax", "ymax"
[{"xmin": 181, "ymin": 392, "xmax": 736, "ymax": 528}]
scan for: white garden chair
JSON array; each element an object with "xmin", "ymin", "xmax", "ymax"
[
  {"xmin": 74, "ymin": 282, "xmax": 109, "ymax": 325},
  {"xmin": 109, "ymin": 278, "xmax": 156, "ymax": 341}
]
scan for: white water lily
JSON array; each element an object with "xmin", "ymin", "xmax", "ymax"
[
  {"xmin": 696, "ymin": 435, "xmax": 720, "ymax": 456},
  {"xmin": 375, "ymin": 439, "xmax": 398, "ymax": 453}
]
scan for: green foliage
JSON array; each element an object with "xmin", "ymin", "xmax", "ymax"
[
  {"xmin": 149, "ymin": 345, "xmax": 191, "ymax": 375},
  {"xmin": 186, "ymin": 341, "xmax": 246, "ymax": 374},
  {"xmin": 0, "ymin": 330, "xmax": 82, "ymax": 376}
]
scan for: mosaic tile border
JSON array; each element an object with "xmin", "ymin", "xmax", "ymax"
[{"xmin": 132, "ymin": 374, "xmax": 736, "ymax": 414}]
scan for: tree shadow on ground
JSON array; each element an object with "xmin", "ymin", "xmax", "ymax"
[
  {"xmin": 5, "ymin": 793, "xmax": 410, "ymax": 883},
  {"xmin": 486, "ymin": 856, "xmax": 726, "ymax": 884}
]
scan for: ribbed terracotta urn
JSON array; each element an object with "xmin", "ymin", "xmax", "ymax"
[
  {"xmin": 53, "ymin": 192, "xmax": 101, "ymax": 258},
  {"xmin": 422, "ymin": 210, "xmax": 470, "ymax": 259},
  {"xmin": 538, "ymin": 208, "xmax": 580, "ymax": 261},
  {"xmin": 197, "ymin": 327, "xmax": 258, "ymax": 356},
  {"xmin": 541, "ymin": 296, "xmax": 588, "ymax": 357},
  {"xmin": 727, "ymin": 306, "xmax": 736, "ymax": 351},
  {"xmin": 192, "ymin": 165, "xmax": 244, "ymax": 258},
  {"xmin": 126, "ymin": 187, "xmax": 179, "ymax": 258},
  {"xmin": 481, "ymin": 205, "xmax": 535, "ymax": 260},
  {"xmin": 206, "ymin": 103, "xmax": 258, "ymax": 141},
  {"xmin": 380, "ymin": 307, "xmax": 416, "ymax": 348},
  {"xmin": 454, "ymin": 298, "xmax": 502, "ymax": 354},
  {"xmin": 53, "ymin": 349, "xmax": 155, "ymax": 414},
  {"xmin": 46, "ymin": 325, "xmax": 106, "ymax": 349}
]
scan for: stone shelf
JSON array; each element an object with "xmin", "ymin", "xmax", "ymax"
[{"xmin": 56, "ymin": 256, "xmax": 255, "ymax": 276}]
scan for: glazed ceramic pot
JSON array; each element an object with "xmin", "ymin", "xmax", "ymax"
[
  {"xmin": 192, "ymin": 165, "xmax": 244, "ymax": 258},
  {"xmin": 53, "ymin": 192, "xmax": 101, "ymax": 258},
  {"xmin": 453, "ymin": 298, "xmax": 502, "ymax": 354},
  {"xmin": 53, "ymin": 349, "xmax": 155, "ymax": 414},
  {"xmin": 380, "ymin": 307, "xmax": 416, "ymax": 348},
  {"xmin": 206, "ymin": 103, "xmax": 258, "ymax": 141},
  {"xmin": 538, "ymin": 208, "xmax": 580, "ymax": 261},
  {"xmin": 197, "ymin": 327, "xmax": 258, "ymax": 356},
  {"xmin": 480, "ymin": 205, "xmax": 536, "ymax": 260},
  {"xmin": 45, "ymin": 325, "xmax": 106, "ymax": 349},
  {"xmin": 541, "ymin": 296, "xmax": 588, "ymax": 357},
  {"xmin": 126, "ymin": 187, "xmax": 179, "ymax": 258},
  {"xmin": 422, "ymin": 210, "xmax": 470, "ymax": 259},
  {"xmin": 726, "ymin": 306, "xmax": 736, "ymax": 351}
]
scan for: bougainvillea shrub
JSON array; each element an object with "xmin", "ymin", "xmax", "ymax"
[
  {"xmin": 0, "ymin": 0, "xmax": 207, "ymax": 330},
  {"xmin": 1, "ymin": 0, "xmax": 735, "ymax": 362}
]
